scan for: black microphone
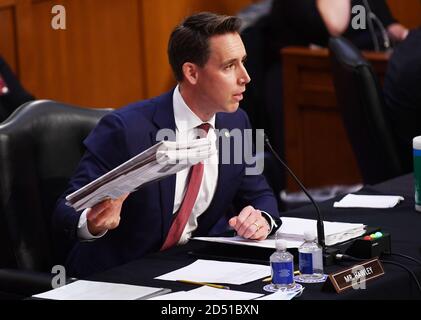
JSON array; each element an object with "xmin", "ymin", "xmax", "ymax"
[
  {"xmin": 263, "ymin": 133, "xmax": 325, "ymax": 249},
  {"xmin": 362, "ymin": 0, "xmax": 380, "ymax": 51}
]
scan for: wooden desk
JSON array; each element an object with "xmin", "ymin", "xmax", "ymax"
[{"xmin": 282, "ymin": 46, "xmax": 389, "ymax": 191}]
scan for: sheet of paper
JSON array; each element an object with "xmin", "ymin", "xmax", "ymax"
[
  {"xmin": 32, "ymin": 280, "xmax": 170, "ymax": 300},
  {"xmin": 333, "ymin": 194, "xmax": 404, "ymax": 208},
  {"xmin": 149, "ymin": 286, "xmax": 263, "ymax": 300},
  {"xmin": 255, "ymin": 290, "xmax": 300, "ymax": 300},
  {"xmin": 155, "ymin": 259, "xmax": 270, "ymax": 285},
  {"xmin": 193, "ymin": 235, "xmax": 304, "ymax": 249}
]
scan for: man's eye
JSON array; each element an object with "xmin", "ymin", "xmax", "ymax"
[{"xmin": 225, "ymin": 64, "xmax": 234, "ymax": 70}]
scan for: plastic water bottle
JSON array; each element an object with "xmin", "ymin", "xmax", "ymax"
[
  {"xmin": 270, "ymin": 235, "xmax": 295, "ymax": 289},
  {"xmin": 298, "ymin": 230, "xmax": 324, "ymax": 280}
]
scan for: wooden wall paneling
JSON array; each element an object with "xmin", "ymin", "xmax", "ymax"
[
  {"xmin": 387, "ymin": 0, "xmax": 421, "ymax": 29},
  {"xmin": 0, "ymin": 0, "xmax": 17, "ymax": 73},
  {"xmin": 17, "ymin": 0, "xmax": 146, "ymax": 108}
]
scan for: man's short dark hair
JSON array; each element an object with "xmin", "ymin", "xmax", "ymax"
[{"xmin": 168, "ymin": 12, "xmax": 242, "ymax": 82}]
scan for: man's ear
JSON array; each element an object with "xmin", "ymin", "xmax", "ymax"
[{"xmin": 182, "ymin": 62, "xmax": 199, "ymax": 85}]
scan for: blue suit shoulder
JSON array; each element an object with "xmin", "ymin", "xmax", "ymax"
[{"xmin": 83, "ymin": 90, "xmax": 174, "ymax": 168}]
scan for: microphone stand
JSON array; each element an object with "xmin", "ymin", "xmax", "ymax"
[
  {"xmin": 264, "ymin": 134, "xmax": 343, "ymax": 265},
  {"xmin": 263, "ymin": 134, "xmax": 325, "ymax": 249},
  {"xmin": 369, "ymin": 12, "xmax": 391, "ymax": 51},
  {"xmin": 362, "ymin": 0, "xmax": 391, "ymax": 51}
]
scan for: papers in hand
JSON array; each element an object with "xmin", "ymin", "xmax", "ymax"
[
  {"xmin": 334, "ymin": 194, "xmax": 404, "ymax": 208},
  {"xmin": 66, "ymin": 138, "xmax": 215, "ymax": 211},
  {"xmin": 32, "ymin": 280, "xmax": 171, "ymax": 300}
]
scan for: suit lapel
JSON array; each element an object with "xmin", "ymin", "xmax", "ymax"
[{"xmin": 152, "ymin": 91, "xmax": 177, "ymax": 241}]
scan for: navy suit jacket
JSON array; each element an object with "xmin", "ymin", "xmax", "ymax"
[{"xmin": 53, "ymin": 90, "xmax": 280, "ymax": 277}]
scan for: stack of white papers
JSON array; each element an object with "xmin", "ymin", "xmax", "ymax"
[
  {"xmin": 193, "ymin": 235, "xmax": 305, "ymax": 249},
  {"xmin": 66, "ymin": 138, "xmax": 215, "ymax": 211},
  {"xmin": 277, "ymin": 217, "xmax": 366, "ymax": 246},
  {"xmin": 32, "ymin": 280, "xmax": 171, "ymax": 300},
  {"xmin": 333, "ymin": 194, "xmax": 404, "ymax": 208},
  {"xmin": 194, "ymin": 217, "xmax": 366, "ymax": 247},
  {"xmin": 155, "ymin": 259, "xmax": 270, "ymax": 285}
]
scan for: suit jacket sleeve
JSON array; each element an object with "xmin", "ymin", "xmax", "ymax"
[{"xmin": 52, "ymin": 112, "xmax": 130, "ymax": 256}]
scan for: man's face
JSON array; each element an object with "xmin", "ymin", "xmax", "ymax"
[{"xmin": 195, "ymin": 32, "xmax": 250, "ymax": 114}]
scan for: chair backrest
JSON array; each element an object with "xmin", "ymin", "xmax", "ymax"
[
  {"xmin": 328, "ymin": 37, "xmax": 404, "ymax": 185},
  {"xmin": 0, "ymin": 100, "xmax": 112, "ymax": 272}
]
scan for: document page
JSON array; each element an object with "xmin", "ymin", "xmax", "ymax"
[
  {"xmin": 334, "ymin": 194, "xmax": 404, "ymax": 208},
  {"xmin": 149, "ymin": 286, "xmax": 264, "ymax": 300},
  {"xmin": 66, "ymin": 138, "xmax": 215, "ymax": 211},
  {"xmin": 32, "ymin": 280, "xmax": 171, "ymax": 300},
  {"xmin": 155, "ymin": 259, "xmax": 270, "ymax": 285}
]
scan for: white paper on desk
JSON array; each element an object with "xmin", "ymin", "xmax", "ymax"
[
  {"xmin": 255, "ymin": 290, "xmax": 299, "ymax": 300},
  {"xmin": 333, "ymin": 194, "xmax": 404, "ymax": 208},
  {"xmin": 193, "ymin": 236, "xmax": 304, "ymax": 249},
  {"xmin": 149, "ymin": 286, "xmax": 263, "ymax": 300},
  {"xmin": 155, "ymin": 259, "xmax": 270, "ymax": 285},
  {"xmin": 194, "ymin": 217, "xmax": 366, "ymax": 247},
  {"xmin": 32, "ymin": 280, "xmax": 170, "ymax": 300},
  {"xmin": 278, "ymin": 217, "xmax": 366, "ymax": 246}
]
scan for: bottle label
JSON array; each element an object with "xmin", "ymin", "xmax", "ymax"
[
  {"xmin": 413, "ymin": 150, "xmax": 421, "ymax": 211},
  {"xmin": 299, "ymin": 252, "xmax": 313, "ymax": 274},
  {"xmin": 271, "ymin": 261, "xmax": 294, "ymax": 285}
]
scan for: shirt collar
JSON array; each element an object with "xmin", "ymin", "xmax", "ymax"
[{"xmin": 173, "ymin": 85, "xmax": 215, "ymax": 133}]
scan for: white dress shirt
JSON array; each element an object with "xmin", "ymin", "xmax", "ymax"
[{"xmin": 77, "ymin": 86, "xmax": 275, "ymax": 241}]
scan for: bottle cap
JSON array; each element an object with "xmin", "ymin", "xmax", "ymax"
[
  {"xmin": 276, "ymin": 239, "xmax": 288, "ymax": 251},
  {"xmin": 303, "ymin": 230, "xmax": 316, "ymax": 241},
  {"xmin": 413, "ymin": 136, "xmax": 421, "ymax": 149}
]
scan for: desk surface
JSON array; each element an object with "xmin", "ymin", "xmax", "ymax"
[{"xmin": 89, "ymin": 174, "xmax": 421, "ymax": 300}]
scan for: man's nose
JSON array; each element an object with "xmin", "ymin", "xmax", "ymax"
[{"xmin": 238, "ymin": 64, "xmax": 251, "ymax": 85}]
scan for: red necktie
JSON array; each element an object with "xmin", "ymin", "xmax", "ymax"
[{"xmin": 161, "ymin": 123, "xmax": 211, "ymax": 250}]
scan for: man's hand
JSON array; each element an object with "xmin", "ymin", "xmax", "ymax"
[
  {"xmin": 228, "ymin": 206, "xmax": 271, "ymax": 240},
  {"xmin": 387, "ymin": 23, "xmax": 409, "ymax": 42},
  {"xmin": 86, "ymin": 193, "xmax": 129, "ymax": 236}
]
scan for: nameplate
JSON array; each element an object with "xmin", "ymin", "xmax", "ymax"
[{"xmin": 326, "ymin": 258, "xmax": 385, "ymax": 293}]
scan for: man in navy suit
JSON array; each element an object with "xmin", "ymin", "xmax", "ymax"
[{"xmin": 53, "ymin": 12, "xmax": 281, "ymax": 277}]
